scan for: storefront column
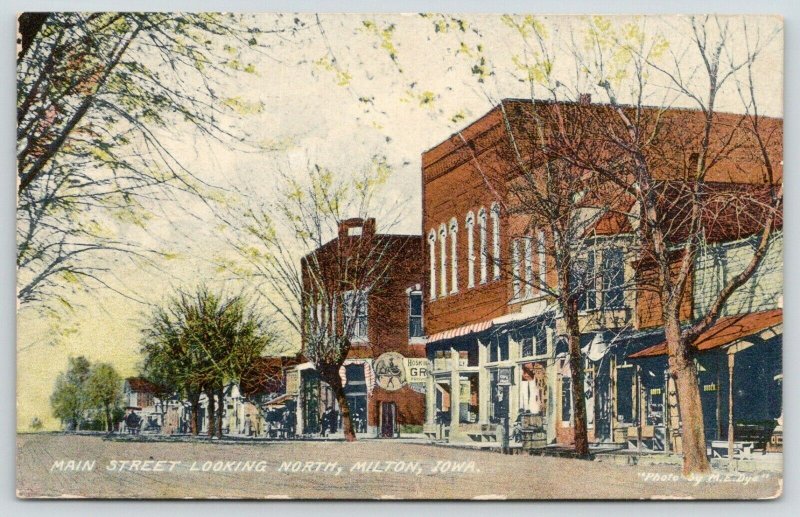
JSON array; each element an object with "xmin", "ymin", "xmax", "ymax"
[
  {"xmin": 728, "ymin": 351, "xmax": 735, "ymax": 461},
  {"xmin": 426, "ymin": 359, "xmax": 436, "ymax": 425},
  {"xmin": 545, "ymin": 327, "xmax": 558, "ymax": 442},
  {"xmin": 478, "ymin": 339, "xmax": 490, "ymax": 424},
  {"xmin": 450, "ymin": 347, "xmax": 460, "ymax": 434},
  {"xmin": 509, "ymin": 336, "xmax": 521, "ymax": 424}
]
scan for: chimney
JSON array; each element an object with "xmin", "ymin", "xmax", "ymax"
[
  {"xmin": 338, "ymin": 217, "xmax": 376, "ymax": 240},
  {"xmin": 579, "ymin": 93, "xmax": 591, "ymax": 106}
]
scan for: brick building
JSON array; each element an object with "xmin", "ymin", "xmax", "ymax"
[
  {"xmin": 420, "ymin": 98, "xmax": 782, "ymax": 452},
  {"xmin": 287, "ymin": 218, "xmax": 427, "ymax": 437}
]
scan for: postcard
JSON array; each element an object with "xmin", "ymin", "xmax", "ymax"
[{"xmin": 16, "ymin": 12, "xmax": 783, "ymax": 499}]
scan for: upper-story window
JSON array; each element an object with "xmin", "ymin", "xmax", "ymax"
[
  {"xmin": 601, "ymin": 247, "xmax": 625, "ymax": 309},
  {"xmin": 576, "ymin": 250, "xmax": 597, "ymax": 312},
  {"xmin": 439, "ymin": 223, "xmax": 448, "ymax": 297},
  {"xmin": 478, "ymin": 207, "xmax": 487, "ymax": 284},
  {"xmin": 512, "ymin": 236, "xmax": 536, "ymax": 301},
  {"xmin": 511, "ymin": 239, "xmax": 521, "ymax": 299},
  {"xmin": 449, "ymin": 218, "xmax": 459, "ymax": 294},
  {"xmin": 491, "ymin": 203, "xmax": 501, "ymax": 280},
  {"xmin": 537, "ymin": 230, "xmax": 546, "ymax": 293},
  {"xmin": 465, "ymin": 212, "xmax": 475, "ymax": 288},
  {"xmin": 572, "ymin": 245, "xmax": 625, "ymax": 312},
  {"xmin": 408, "ymin": 289, "xmax": 423, "ymax": 338},
  {"xmin": 524, "ymin": 236, "xmax": 534, "ymax": 298},
  {"xmin": 343, "ymin": 289, "xmax": 368, "ymax": 341},
  {"xmin": 428, "ymin": 229, "xmax": 437, "ymax": 300}
]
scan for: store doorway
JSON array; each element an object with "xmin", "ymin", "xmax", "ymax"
[{"xmin": 380, "ymin": 401, "xmax": 397, "ymax": 438}]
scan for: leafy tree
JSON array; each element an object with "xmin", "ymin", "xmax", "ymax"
[
  {"xmin": 17, "ymin": 13, "xmax": 304, "ymax": 314},
  {"xmin": 140, "ymin": 286, "xmax": 278, "ymax": 437},
  {"xmin": 85, "ymin": 362, "xmax": 123, "ymax": 432},
  {"xmin": 50, "ymin": 356, "xmax": 91, "ymax": 430}
]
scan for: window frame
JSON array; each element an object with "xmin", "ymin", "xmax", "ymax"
[
  {"xmin": 428, "ymin": 229, "xmax": 437, "ymax": 300},
  {"xmin": 439, "ymin": 223, "xmax": 448, "ymax": 297},
  {"xmin": 449, "ymin": 218, "xmax": 459, "ymax": 294},
  {"xmin": 466, "ymin": 211, "xmax": 475, "ymax": 288},
  {"xmin": 491, "ymin": 202, "xmax": 501, "ymax": 280},
  {"xmin": 478, "ymin": 207, "xmax": 488, "ymax": 284},
  {"xmin": 408, "ymin": 289, "xmax": 424, "ymax": 339},
  {"xmin": 342, "ymin": 289, "xmax": 369, "ymax": 343}
]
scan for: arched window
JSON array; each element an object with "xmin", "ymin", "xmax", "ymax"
[
  {"xmin": 449, "ymin": 218, "xmax": 458, "ymax": 294},
  {"xmin": 439, "ymin": 223, "xmax": 448, "ymax": 297},
  {"xmin": 511, "ymin": 239, "xmax": 521, "ymax": 299},
  {"xmin": 491, "ymin": 202, "xmax": 501, "ymax": 280},
  {"xmin": 465, "ymin": 212, "xmax": 475, "ymax": 288},
  {"xmin": 478, "ymin": 207, "xmax": 487, "ymax": 284},
  {"xmin": 428, "ymin": 229, "xmax": 437, "ymax": 299},
  {"xmin": 524, "ymin": 236, "xmax": 533, "ymax": 298},
  {"xmin": 537, "ymin": 229, "xmax": 546, "ymax": 293}
]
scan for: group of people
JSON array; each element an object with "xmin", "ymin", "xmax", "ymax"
[
  {"xmin": 124, "ymin": 410, "xmax": 141, "ymax": 435},
  {"xmin": 320, "ymin": 406, "xmax": 339, "ymax": 436}
]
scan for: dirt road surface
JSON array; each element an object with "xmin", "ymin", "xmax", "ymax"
[{"xmin": 16, "ymin": 434, "xmax": 781, "ymax": 500}]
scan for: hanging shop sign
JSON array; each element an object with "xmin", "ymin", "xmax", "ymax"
[
  {"xmin": 374, "ymin": 352, "xmax": 407, "ymax": 391},
  {"xmin": 405, "ymin": 358, "xmax": 429, "ymax": 383},
  {"xmin": 285, "ymin": 370, "xmax": 300, "ymax": 395}
]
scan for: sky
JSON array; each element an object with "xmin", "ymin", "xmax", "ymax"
[{"xmin": 16, "ymin": 14, "xmax": 783, "ymax": 430}]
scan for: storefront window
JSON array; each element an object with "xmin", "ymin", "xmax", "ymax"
[
  {"xmin": 616, "ymin": 366, "xmax": 635, "ymax": 424},
  {"xmin": 490, "ymin": 333, "xmax": 509, "ymax": 362},
  {"xmin": 459, "ymin": 375, "xmax": 479, "ymax": 424},
  {"xmin": 561, "ymin": 376, "xmax": 572, "ymax": 422}
]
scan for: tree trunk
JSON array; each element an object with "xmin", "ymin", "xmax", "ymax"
[
  {"xmin": 564, "ymin": 303, "xmax": 590, "ymax": 458},
  {"xmin": 666, "ymin": 321, "xmax": 712, "ymax": 475},
  {"xmin": 207, "ymin": 390, "xmax": 216, "ymax": 438},
  {"xmin": 557, "ymin": 256, "xmax": 590, "ymax": 459},
  {"xmin": 325, "ymin": 370, "xmax": 356, "ymax": 442},
  {"xmin": 189, "ymin": 393, "xmax": 200, "ymax": 436},
  {"xmin": 216, "ymin": 387, "xmax": 224, "ymax": 439},
  {"xmin": 104, "ymin": 404, "xmax": 111, "ymax": 433}
]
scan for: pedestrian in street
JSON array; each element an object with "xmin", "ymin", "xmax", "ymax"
[
  {"xmin": 322, "ymin": 406, "xmax": 334, "ymax": 437},
  {"xmin": 331, "ymin": 407, "xmax": 339, "ymax": 435}
]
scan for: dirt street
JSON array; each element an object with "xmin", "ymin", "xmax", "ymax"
[{"xmin": 16, "ymin": 434, "xmax": 781, "ymax": 500}]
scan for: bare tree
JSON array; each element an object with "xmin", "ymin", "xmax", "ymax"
[
  {"xmin": 218, "ymin": 159, "xmax": 406, "ymax": 441},
  {"xmin": 509, "ymin": 16, "xmax": 783, "ymax": 474}
]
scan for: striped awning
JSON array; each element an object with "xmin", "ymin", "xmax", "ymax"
[
  {"xmin": 427, "ymin": 320, "xmax": 494, "ymax": 343},
  {"xmin": 339, "ymin": 359, "xmax": 376, "ymax": 395}
]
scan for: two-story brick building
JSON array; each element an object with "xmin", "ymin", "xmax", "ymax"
[
  {"xmin": 287, "ymin": 218, "xmax": 427, "ymax": 437},
  {"xmin": 420, "ymin": 98, "xmax": 782, "ymax": 452}
]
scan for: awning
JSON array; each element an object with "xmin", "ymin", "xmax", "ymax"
[
  {"xmin": 628, "ymin": 309, "xmax": 782, "ymax": 359},
  {"xmin": 264, "ymin": 393, "xmax": 294, "ymax": 407},
  {"xmin": 339, "ymin": 359, "xmax": 375, "ymax": 395},
  {"xmin": 427, "ymin": 320, "xmax": 493, "ymax": 343}
]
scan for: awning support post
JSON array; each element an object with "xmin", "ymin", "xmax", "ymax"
[{"xmin": 727, "ymin": 351, "xmax": 735, "ymax": 466}]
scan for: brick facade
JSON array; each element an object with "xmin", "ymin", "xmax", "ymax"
[{"xmin": 298, "ymin": 218, "xmax": 426, "ymax": 436}]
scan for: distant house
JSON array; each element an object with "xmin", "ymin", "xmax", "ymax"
[
  {"xmin": 122, "ymin": 377, "xmax": 163, "ymax": 432},
  {"xmin": 224, "ymin": 356, "xmax": 296, "ymax": 437}
]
